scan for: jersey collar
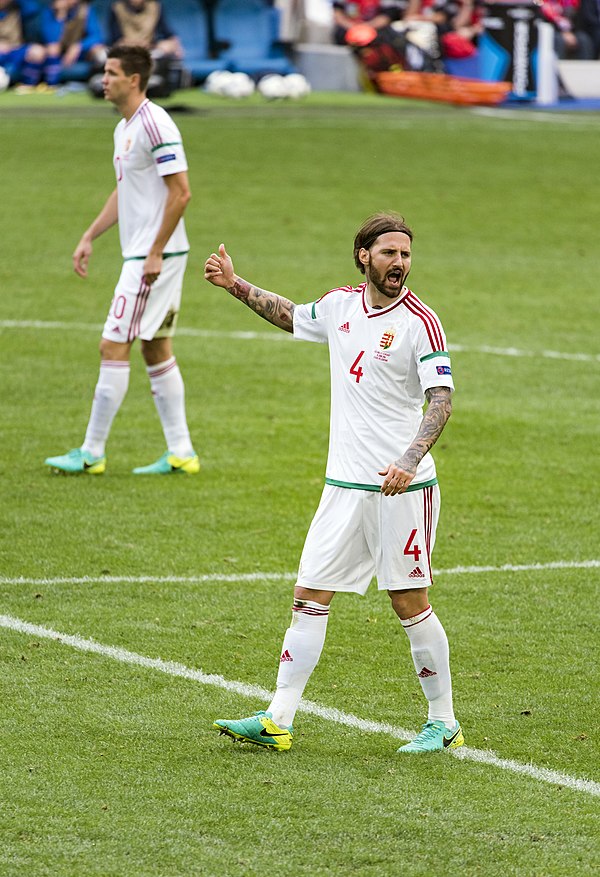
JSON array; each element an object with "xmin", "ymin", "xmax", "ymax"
[
  {"xmin": 362, "ymin": 286, "xmax": 410, "ymax": 318},
  {"xmin": 125, "ymin": 98, "xmax": 150, "ymax": 128}
]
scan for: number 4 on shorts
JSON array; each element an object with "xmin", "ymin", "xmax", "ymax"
[{"xmin": 403, "ymin": 528, "xmax": 421, "ymax": 561}]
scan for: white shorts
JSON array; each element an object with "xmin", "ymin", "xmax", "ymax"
[
  {"xmin": 297, "ymin": 483, "xmax": 441, "ymax": 594},
  {"xmin": 102, "ymin": 254, "xmax": 188, "ymax": 343}
]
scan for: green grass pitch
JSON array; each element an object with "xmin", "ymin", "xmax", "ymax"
[{"xmin": 0, "ymin": 88, "xmax": 599, "ymax": 876}]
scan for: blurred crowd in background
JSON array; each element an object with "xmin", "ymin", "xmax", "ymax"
[{"xmin": 0, "ymin": 0, "xmax": 598, "ymax": 94}]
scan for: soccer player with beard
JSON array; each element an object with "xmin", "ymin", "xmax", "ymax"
[{"xmin": 205, "ymin": 213, "xmax": 462, "ymax": 754}]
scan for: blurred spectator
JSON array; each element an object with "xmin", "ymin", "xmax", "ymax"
[
  {"xmin": 332, "ymin": 0, "xmax": 412, "ymax": 45},
  {"xmin": 576, "ymin": 0, "xmax": 600, "ymax": 57},
  {"xmin": 108, "ymin": 0, "xmax": 183, "ymax": 61},
  {"xmin": 107, "ymin": 0, "xmax": 185, "ymax": 94},
  {"xmin": 540, "ymin": 0, "xmax": 595, "ymax": 58},
  {"xmin": 406, "ymin": 0, "xmax": 482, "ymax": 60},
  {"xmin": 41, "ymin": 0, "xmax": 107, "ymax": 86},
  {"xmin": 0, "ymin": 0, "xmax": 45, "ymax": 87}
]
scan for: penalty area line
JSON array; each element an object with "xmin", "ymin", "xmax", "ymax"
[
  {"xmin": 0, "ymin": 612, "xmax": 598, "ymax": 799},
  {"xmin": 1, "ymin": 559, "xmax": 599, "ymax": 587}
]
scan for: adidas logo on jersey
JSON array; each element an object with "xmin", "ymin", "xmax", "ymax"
[
  {"xmin": 338, "ymin": 322, "xmax": 350, "ymax": 333},
  {"xmin": 409, "ymin": 566, "xmax": 425, "ymax": 579},
  {"xmin": 418, "ymin": 666, "xmax": 437, "ymax": 678},
  {"xmin": 280, "ymin": 649, "xmax": 293, "ymax": 663}
]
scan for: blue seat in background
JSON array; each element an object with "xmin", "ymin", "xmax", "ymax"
[
  {"xmin": 213, "ymin": 0, "xmax": 295, "ymax": 77},
  {"xmin": 166, "ymin": 0, "xmax": 229, "ymax": 81}
]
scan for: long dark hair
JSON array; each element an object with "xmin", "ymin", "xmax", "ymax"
[{"xmin": 353, "ymin": 213, "xmax": 413, "ymax": 274}]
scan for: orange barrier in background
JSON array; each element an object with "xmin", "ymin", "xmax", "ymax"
[{"xmin": 376, "ymin": 71, "xmax": 512, "ymax": 106}]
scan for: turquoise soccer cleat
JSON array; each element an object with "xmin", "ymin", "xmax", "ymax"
[
  {"xmin": 213, "ymin": 711, "xmax": 294, "ymax": 751},
  {"xmin": 397, "ymin": 720, "xmax": 464, "ymax": 753},
  {"xmin": 132, "ymin": 451, "xmax": 200, "ymax": 475},
  {"xmin": 44, "ymin": 447, "xmax": 106, "ymax": 475}
]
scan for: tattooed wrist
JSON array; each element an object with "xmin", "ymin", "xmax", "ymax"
[
  {"xmin": 228, "ymin": 278, "xmax": 251, "ymax": 302},
  {"xmin": 228, "ymin": 277, "xmax": 295, "ymax": 333}
]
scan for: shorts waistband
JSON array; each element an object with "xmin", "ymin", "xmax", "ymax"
[{"xmin": 325, "ymin": 477, "xmax": 438, "ymax": 493}]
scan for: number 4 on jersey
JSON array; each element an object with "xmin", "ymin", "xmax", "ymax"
[
  {"xmin": 403, "ymin": 528, "xmax": 421, "ymax": 562},
  {"xmin": 350, "ymin": 350, "xmax": 365, "ymax": 384}
]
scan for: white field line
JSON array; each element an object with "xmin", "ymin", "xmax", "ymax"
[
  {"xmin": 2, "ymin": 319, "xmax": 599, "ymax": 365},
  {"xmin": 471, "ymin": 107, "xmax": 584, "ymax": 124},
  {"xmin": 1, "ymin": 612, "xmax": 598, "ymax": 799},
  {"xmin": 2, "ymin": 559, "xmax": 599, "ymax": 588}
]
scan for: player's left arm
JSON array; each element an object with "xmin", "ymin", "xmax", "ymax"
[
  {"xmin": 379, "ymin": 386, "xmax": 453, "ymax": 496},
  {"xmin": 143, "ymin": 171, "xmax": 191, "ymax": 285}
]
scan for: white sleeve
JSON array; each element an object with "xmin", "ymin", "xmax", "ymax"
[
  {"xmin": 414, "ymin": 317, "xmax": 455, "ymax": 393},
  {"xmin": 293, "ymin": 300, "xmax": 329, "ymax": 344},
  {"xmin": 151, "ymin": 115, "xmax": 188, "ymax": 178}
]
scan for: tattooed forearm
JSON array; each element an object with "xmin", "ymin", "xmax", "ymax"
[
  {"xmin": 228, "ymin": 278, "xmax": 295, "ymax": 333},
  {"xmin": 398, "ymin": 386, "xmax": 452, "ymax": 473}
]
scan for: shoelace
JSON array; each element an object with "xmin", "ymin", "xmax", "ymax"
[{"xmin": 416, "ymin": 721, "xmax": 443, "ymax": 740}]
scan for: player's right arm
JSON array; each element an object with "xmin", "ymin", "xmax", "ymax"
[
  {"xmin": 204, "ymin": 243, "xmax": 295, "ymax": 333},
  {"xmin": 73, "ymin": 188, "xmax": 119, "ymax": 278}
]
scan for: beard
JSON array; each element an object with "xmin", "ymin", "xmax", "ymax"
[{"xmin": 367, "ymin": 261, "xmax": 408, "ymax": 299}]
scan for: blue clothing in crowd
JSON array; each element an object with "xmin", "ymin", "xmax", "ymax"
[{"xmin": 40, "ymin": 2, "xmax": 105, "ymax": 56}]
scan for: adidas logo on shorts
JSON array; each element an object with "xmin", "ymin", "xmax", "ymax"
[{"xmin": 409, "ymin": 566, "xmax": 425, "ymax": 579}]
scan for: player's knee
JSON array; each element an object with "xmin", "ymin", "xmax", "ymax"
[
  {"xmin": 388, "ymin": 587, "xmax": 429, "ymax": 620},
  {"xmin": 293, "ymin": 585, "xmax": 335, "ymax": 605},
  {"xmin": 99, "ymin": 338, "xmax": 111, "ymax": 358},
  {"xmin": 100, "ymin": 337, "xmax": 131, "ymax": 361},
  {"xmin": 140, "ymin": 338, "xmax": 172, "ymax": 365}
]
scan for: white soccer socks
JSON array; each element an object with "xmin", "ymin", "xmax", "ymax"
[
  {"xmin": 267, "ymin": 599, "xmax": 330, "ymax": 728},
  {"xmin": 401, "ymin": 605, "xmax": 456, "ymax": 729},
  {"xmin": 82, "ymin": 360, "xmax": 130, "ymax": 457},
  {"xmin": 146, "ymin": 357, "xmax": 194, "ymax": 458}
]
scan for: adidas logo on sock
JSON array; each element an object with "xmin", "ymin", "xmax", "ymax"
[
  {"xmin": 338, "ymin": 322, "xmax": 350, "ymax": 333},
  {"xmin": 409, "ymin": 566, "xmax": 425, "ymax": 579},
  {"xmin": 418, "ymin": 666, "xmax": 437, "ymax": 678},
  {"xmin": 280, "ymin": 649, "xmax": 293, "ymax": 663}
]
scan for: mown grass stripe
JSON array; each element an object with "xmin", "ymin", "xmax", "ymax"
[{"xmin": 1, "ymin": 612, "xmax": 598, "ymax": 799}]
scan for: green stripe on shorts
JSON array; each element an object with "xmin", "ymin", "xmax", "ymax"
[
  {"xmin": 325, "ymin": 477, "xmax": 438, "ymax": 492},
  {"xmin": 123, "ymin": 250, "xmax": 190, "ymax": 262}
]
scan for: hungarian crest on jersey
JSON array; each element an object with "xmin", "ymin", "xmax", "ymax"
[{"xmin": 379, "ymin": 329, "xmax": 395, "ymax": 350}]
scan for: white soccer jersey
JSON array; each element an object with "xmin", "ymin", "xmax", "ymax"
[
  {"xmin": 293, "ymin": 282, "xmax": 454, "ymax": 490},
  {"xmin": 113, "ymin": 99, "xmax": 189, "ymax": 259}
]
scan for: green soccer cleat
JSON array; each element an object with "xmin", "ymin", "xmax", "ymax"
[
  {"xmin": 44, "ymin": 447, "xmax": 106, "ymax": 475},
  {"xmin": 132, "ymin": 451, "xmax": 200, "ymax": 475},
  {"xmin": 397, "ymin": 720, "xmax": 464, "ymax": 754},
  {"xmin": 213, "ymin": 711, "xmax": 294, "ymax": 752}
]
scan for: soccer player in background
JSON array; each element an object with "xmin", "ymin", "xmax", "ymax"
[
  {"xmin": 45, "ymin": 45, "xmax": 199, "ymax": 476},
  {"xmin": 204, "ymin": 213, "xmax": 463, "ymax": 754}
]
